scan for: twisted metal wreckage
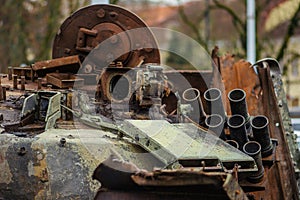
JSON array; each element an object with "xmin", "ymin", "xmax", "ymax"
[{"xmin": 0, "ymin": 4, "xmax": 299, "ymax": 200}]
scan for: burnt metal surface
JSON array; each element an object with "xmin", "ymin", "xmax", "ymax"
[
  {"xmin": 221, "ymin": 58, "xmax": 261, "ymax": 116},
  {"xmin": 252, "ymin": 58, "xmax": 300, "ymax": 199},
  {"xmin": 46, "ymin": 73, "xmax": 84, "ymax": 88},
  {"xmin": 94, "ymin": 171, "xmax": 248, "ymax": 200},
  {"xmin": 52, "ymin": 4, "xmax": 160, "ymax": 69},
  {"xmin": 12, "ymin": 66, "xmax": 34, "ymax": 81},
  {"xmin": 32, "ymin": 55, "xmax": 82, "ymax": 75},
  {"xmin": 0, "ymin": 4, "xmax": 299, "ymax": 200},
  {"xmin": 0, "ymin": 129, "xmax": 163, "ymax": 199}
]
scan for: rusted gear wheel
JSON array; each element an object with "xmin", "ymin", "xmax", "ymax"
[{"xmin": 52, "ymin": 4, "xmax": 160, "ymax": 69}]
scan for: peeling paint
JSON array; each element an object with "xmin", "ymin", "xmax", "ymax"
[
  {"xmin": 0, "ymin": 135, "xmax": 13, "ymax": 184},
  {"xmin": 27, "ymin": 160, "xmax": 34, "ymax": 177}
]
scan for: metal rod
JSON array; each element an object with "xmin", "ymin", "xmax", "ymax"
[
  {"xmin": 21, "ymin": 76, "xmax": 25, "ymax": 91},
  {"xmin": 8, "ymin": 66, "xmax": 12, "ymax": 80},
  {"xmin": 2, "ymin": 86, "xmax": 6, "ymax": 101},
  {"xmin": 227, "ymin": 114, "xmax": 248, "ymax": 150},
  {"xmin": 243, "ymin": 141, "xmax": 264, "ymax": 183},
  {"xmin": 0, "ymin": 77, "xmax": 3, "ymax": 101},
  {"xmin": 251, "ymin": 115, "xmax": 273, "ymax": 157},
  {"xmin": 247, "ymin": 0, "xmax": 256, "ymax": 64},
  {"xmin": 13, "ymin": 75, "xmax": 18, "ymax": 90},
  {"xmin": 37, "ymin": 78, "xmax": 42, "ymax": 90}
]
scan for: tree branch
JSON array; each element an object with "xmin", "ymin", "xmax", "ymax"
[
  {"xmin": 212, "ymin": 0, "xmax": 246, "ymax": 31},
  {"xmin": 276, "ymin": 2, "xmax": 300, "ymax": 75},
  {"xmin": 177, "ymin": 5, "xmax": 207, "ymax": 49},
  {"xmin": 210, "ymin": 1, "xmax": 247, "ymax": 54}
]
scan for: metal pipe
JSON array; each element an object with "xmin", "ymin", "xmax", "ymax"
[
  {"xmin": 247, "ymin": 0, "xmax": 256, "ymax": 64},
  {"xmin": 37, "ymin": 78, "xmax": 42, "ymax": 90},
  {"xmin": 0, "ymin": 88, "xmax": 3, "ymax": 101},
  {"xmin": 13, "ymin": 75, "xmax": 18, "ymax": 90},
  {"xmin": 204, "ymin": 88, "xmax": 226, "ymax": 118},
  {"xmin": 8, "ymin": 66, "xmax": 12, "ymax": 80},
  {"xmin": 243, "ymin": 141, "xmax": 264, "ymax": 183},
  {"xmin": 182, "ymin": 88, "xmax": 206, "ymax": 124},
  {"xmin": 2, "ymin": 86, "xmax": 6, "ymax": 101},
  {"xmin": 228, "ymin": 89, "xmax": 250, "ymax": 128},
  {"xmin": 21, "ymin": 76, "xmax": 25, "ymax": 91},
  {"xmin": 0, "ymin": 77, "xmax": 3, "ymax": 101},
  {"xmin": 205, "ymin": 114, "xmax": 226, "ymax": 140},
  {"xmin": 251, "ymin": 115, "xmax": 273, "ymax": 157},
  {"xmin": 227, "ymin": 114, "xmax": 248, "ymax": 150}
]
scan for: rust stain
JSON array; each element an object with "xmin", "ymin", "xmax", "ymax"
[
  {"xmin": 31, "ymin": 142, "xmax": 49, "ymax": 199},
  {"xmin": 0, "ymin": 152, "xmax": 4, "ymax": 164},
  {"xmin": 221, "ymin": 57, "xmax": 262, "ymax": 116}
]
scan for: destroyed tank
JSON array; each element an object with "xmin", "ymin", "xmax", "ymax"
[{"xmin": 0, "ymin": 4, "xmax": 299, "ymax": 200}]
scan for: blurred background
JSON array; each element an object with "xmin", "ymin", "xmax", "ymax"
[{"xmin": 1, "ymin": 0, "xmax": 300, "ymax": 107}]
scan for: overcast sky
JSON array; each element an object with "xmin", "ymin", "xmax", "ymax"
[
  {"xmin": 91, "ymin": 0, "xmax": 109, "ymax": 4},
  {"xmin": 91, "ymin": 0, "xmax": 190, "ymax": 5}
]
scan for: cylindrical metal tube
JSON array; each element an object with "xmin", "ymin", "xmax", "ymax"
[
  {"xmin": 182, "ymin": 88, "xmax": 206, "ymax": 124},
  {"xmin": 204, "ymin": 88, "xmax": 226, "ymax": 118},
  {"xmin": 2, "ymin": 86, "xmax": 6, "ymax": 101},
  {"xmin": 21, "ymin": 69, "xmax": 25, "ymax": 76},
  {"xmin": 205, "ymin": 114, "xmax": 226, "ymax": 140},
  {"xmin": 21, "ymin": 76, "xmax": 25, "ymax": 91},
  {"xmin": 243, "ymin": 141, "xmax": 264, "ymax": 183},
  {"xmin": 226, "ymin": 140, "xmax": 239, "ymax": 149},
  {"xmin": 228, "ymin": 89, "xmax": 250, "ymax": 128},
  {"xmin": 0, "ymin": 90, "xmax": 3, "ymax": 102},
  {"xmin": 13, "ymin": 75, "xmax": 18, "ymax": 90},
  {"xmin": 0, "ymin": 77, "xmax": 3, "ymax": 101},
  {"xmin": 8, "ymin": 66, "xmax": 12, "ymax": 80},
  {"xmin": 37, "ymin": 78, "xmax": 42, "ymax": 90},
  {"xmin": 227, "ymin": 114, "xmax": 248, "ymax": 150},
  {"xmin": 251, "ymin": 115, "xmax": 273, "ymax": 157}
]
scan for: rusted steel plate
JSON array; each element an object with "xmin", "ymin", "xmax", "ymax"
[
  {"xmin": 220, "ymin": 57, "xmax": 262, "ymax": 116},
  {"xmin": 12, "ymin": 66, "xmax": 33, "ymax": 80},
  {"xmin": 253, "ymin": 60, "xmax": 299, "ymax": 200},
  {"xmin": 32, "ymin": 55, "xmax": 81, "ymax": 74},
  {"xmin": 46, "ymin": 73, "xmax": 84, "ymax": 88},
  {"xmin": 94, "ymin": 171, "xmax": 248, "ymax": 200},
  {"xmin": 131, "ymin": 170, "xmax": 227, "ymax": 187}
]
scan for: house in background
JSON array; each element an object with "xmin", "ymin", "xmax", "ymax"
[{"xmin": 120, "ymin": 0, "xmax": 300, "ymax": 107}]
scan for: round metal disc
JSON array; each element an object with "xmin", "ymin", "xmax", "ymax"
[{"xmin": 52, "ymin": 4, "xmax": 160, "ymax": 68}]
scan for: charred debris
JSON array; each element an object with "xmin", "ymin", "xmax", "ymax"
[{"xmin": 0, "ymin": 4, "xmax": 299, "ymax": 200}]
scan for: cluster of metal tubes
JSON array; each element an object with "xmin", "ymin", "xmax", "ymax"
[
  {"xmin": 182, "ymin": 87, "xmax": 274, "ymax": 182},
  {"xmin": 9, "ymin": 67, "xmax": 28, "ymax": 91}
]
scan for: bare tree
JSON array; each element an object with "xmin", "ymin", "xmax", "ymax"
[
  {"xmin": 0, "ymin": 0, "xmax": 90, "ymax": 72},
  {"xmin": 177, "ymin": 0, "xmax": 300, "ymax": 75},
  {"xmin": 0, "ymin": 1, "xmax": 29, "ymax": 70},
  {"xmin": 178, "ymin": 4, "xmax": 208, "ymax": 50}
]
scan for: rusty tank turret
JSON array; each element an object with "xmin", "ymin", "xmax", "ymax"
[{"xmin": 0, "ymin": 4, "xmax": 299, "ymax": 200}]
